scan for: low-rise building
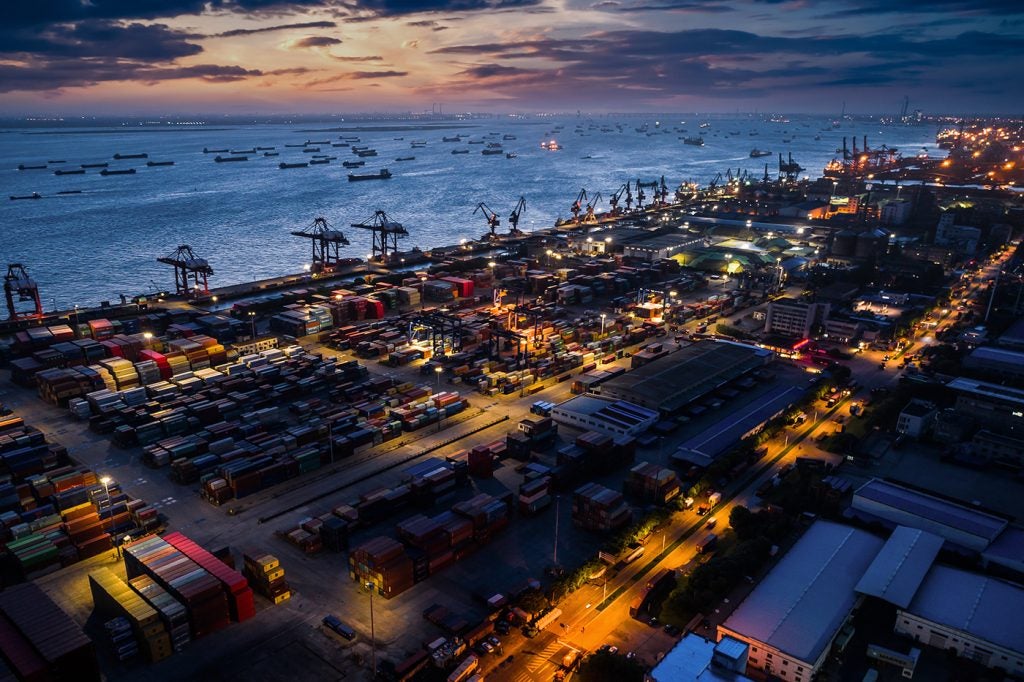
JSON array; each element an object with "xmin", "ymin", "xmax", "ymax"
[
  {"xmin": 963, "ymin": 346, "xmax": 1024, "ymax": 381},
  {"xmin": 897, "ymin": 400, "xmax": 937, "ymax": 439},
  {"xmin": 648, "ymin": 634, "xmax": 753, "ymax": 682},
  {"xmin": 763, "ymin": 298, "xmax": 830, "ymax": 338},
  {"xmin": 550, "ymin": 396, "xmax": 659, "ymax": 437},
  {"xmin": 970, "ymin": 430, "xmax": 1024, "ymax": 468},
  {"xmin": 880, "ymin": 198, "xmax": 912, "ymax": 225},
  {"xmin": 822, "ymin": 316, "xmax": 863, "ymax": 344},
  {"xmin": 948, "ymin": 377, "xmax": 1024, "ymax": 438}
]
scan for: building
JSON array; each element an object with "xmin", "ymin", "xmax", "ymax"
[
  {"xmin": 550, "ymin": 395, "xmax": 659, "ymax": 437},
  {"xmin": 851, "ymin": 479, "xmax": 1008, "ymax": 553},
  {"xmin": 648, "ymin": 634, "xmax": 753, "ymax": 682},
  {"xmin": 854, "ymin": 526, "xmax": 945, "ymax": 608},
  {"xmin": 718, "ymin": 521, "xmax": 885, "ymax": 681},
  {"xmin": 895, "ymin": 565, "xmax": 1024, "ymax": 674},
  {"xmin": 778, "ymin": 200, "xmax": 829, "ymax": 220},
  {"xmin": 763, "ymin": 298, "xmax": 830, "ymax": 338},
  {"xmin": 897, "ymin": 400, "xmax": 937, "ymax": 439},
  {"xmin": 622, "ymin": 234, "xmax": 704, "ymax": 262},
  {"xmin": 970, "ymin": 430, "xmax": 1024, "ymax": 468},
  {"xmin": 963, "ymin": 346, "xmax": 1024, "ymax": 381},
  {"xmin": 822, "ymin": 316, "xmax": 864, "ymax": 344},
  {"xmin": 880, "ymin": 198, "xmax": 912, "ymax": 226},
  {"xmin": 947, "ymin": 377, "xmax": 1024, "ymax": 438},
  {"xmin": 932, "ymin": 408, "xmax": 976, "ymax": 442},
  {"xmin": 935, "ymin": 212, "xmax": 981, "ymax": 255},
  {"xmin": 997, "ymin": 318, "xmax": 1024, "ymax": 351},
  {"xmin": 598, "ymin": 340, "xmax": 773, "ymax": 414}
]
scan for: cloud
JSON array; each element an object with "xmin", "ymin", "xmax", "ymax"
[
  {"xmin": 215, "ymin": 21, "xmax": 337, "ymax": 38},
  {"xmin": 288, "ymin": 35, "xmax": 344, "ymax": 48},
  {"xmin": 331, "ymin": 55, "xmax": 385, "ymax": 61},
  {"xmin": 0, "ymin": 61, "xmax": 269, "ymax": 92},
  {"xmin": 304, "ymin": 69, "xmax": 408, "ymax": 86},
  {"xmin": 457, "ymin": 63, "xmax": 538, "ymax": 78}
]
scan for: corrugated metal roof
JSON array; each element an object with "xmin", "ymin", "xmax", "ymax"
[
  {"xmin": 855, "ymin": 526, "xmax": 943, "ymax": 608},
  {"xmin": 650, "ymin": 634, "xmax": 753, "ymax": 682},
  {"xmin": 721, "ymin": 521, "xmax": 884, "ymax": 665},
  {"xmin": 906, "ymin": 565, "xmax": 1024, "ymax": 656}
]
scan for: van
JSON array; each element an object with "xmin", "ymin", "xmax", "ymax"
[{"xmin": 322, "ymin": 615, "xmax": 355, "ymax": 640}]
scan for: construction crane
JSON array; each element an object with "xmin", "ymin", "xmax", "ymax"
[
  {"xmin": 570, "ymin": 189, "xmax": 589, "ymax": 223},
  {"xmin": 157, "ymin": 245, "xmax": 213, "ymax": 297},
  {"xmin": 581, "ymin": 192, "xmax": 603, "ymax": 224},
  {"xmin": 291, "ymin": 216, "xmax": 350, "ymax": 274},
  {"xmin": 4, "ymin": 264, "xmax": 43, "ymax": 322},
  {"xmin": 508, "ymin": 197, "xmax": 526, "ymax": 235},
  {"xmin": 474, "ymin": 203, "xmax": 501, "ymax": 239},
  {"xmin": 350, "ymin": 210, "xmax": 408, "ymax": 262}
]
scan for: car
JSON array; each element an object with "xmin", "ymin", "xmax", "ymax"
[
  {"xmin": 648, "ymin": 616, "xmax": 659, "ymax": 627},
  {"xmin": 486, "ymin": 635, "xmax": 501, "ymax": 648},
  {"xmin": 626, "ymin": 651, "xmax": 637, "ymax": 661},
  {"xmin": 322, "ymin": 615, "xmax": 355, "ymax": 640},
  {"xmin": 663, "ymin": 624, "xmax": 682, "ymax": 637},
  {"xmin": 495, "ymin": 621, "xmax": 510, "ymax": 635},
  {"xmin": 476, "ymin": 641, "xmax": 495, "ymax": 654}
]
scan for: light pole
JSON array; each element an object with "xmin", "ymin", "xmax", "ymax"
[
  {"xmin": 100, "ymin": 476, "xmax": 114, "ymax": 554},
  {"xmin": 143, "ymin": 331, "xmax": 153, "ymax": 349},
  {"xmin": 553, "ymin": 495, "xmax": 560, "ymax": 567},
  {"xmin": 546, "ymin": 249, "xmax": 553, "ymax": 267},
  {"xmin": 434, "ymin": 365, "xmax": 443, "ymax": 392},
  {"xmin": 435, "ymin": 366, "xmax": 444, "ymax": 433},
  {"xmin": 600, "ymin": 313, "xmax": 607, "ymax": 336},
  {"xmin": 419, "ymin": 275, "xmax": 427, "ymax": 311},
  {"xmin": 366, "ymin": 581, "xmax": 376, "ymax": 675},
  {"xmin": 248, "ymin": 311, "xmax": 256, "ymax": 339}
]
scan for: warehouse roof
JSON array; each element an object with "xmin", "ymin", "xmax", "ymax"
[
  {"xmin": 982, "ymin": 526, "xmax": 1024, "ymax": 575},
  {"xmin": 649, "ymin": 634, "xmax": 753, "ymax": 682},
  {"xmin": 552, "ymin": 395, "xmax": 659, "ymax": 429},
  {"xmin": 855, "ymin": 526, "xmax": 944, "ymax": 608},
  {"xmin": 720, "ymin": 521, "xmax": 885, "ymax": 665},
  {"xmin": 675, "ymin": 384, "xmax": 805, "ymax": 460},
  {"xmin": 853, "ymin": 479, "xmax": 1008, "ymax": 545},
  {"xmin": 600, "ymin": 341, "xmax": 772, "ymax": 413},
  {"xmin": 946, "ymin": 377, "xmax": 1024, "ymax": 407},
  {"xmin": 966, "ymin": 346, "xmax": 1024, "ymax": 368},
  {"xmin": 905, "ymin": 565, "xmax": 1024, "ymax": 656}
]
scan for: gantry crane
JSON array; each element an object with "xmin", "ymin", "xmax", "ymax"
[
  {"xmin": 291, "ymin": 216, "xmax": 350, "ymax": 273},
  {"xmin": 474, "ymin": 203, "xmax": 501, "ymax": 239},
  {"xmin": 350, "ymin": 210, "xmax": 408, "ymax": 262},
  {"xmin": 609, "ymin": 183, "xmax": 632, "ymax": 216},
  {"xmin": 581, "ymin": 192, "xmax": 602, "ymax": 224},
  {"xmin": 658, "ymin": 176, "xmax": 669, "ymax": 205},
  {"xmin": 485, "ymin": 321, "xmax": 526, "ymax": 361},
  {"xmin": 508, "ymin": 197, "xmax": 526, "ymax": 235},
  {"xmin": 157, "ymin": 245, "xmax": 213, "ymax": 297},
  {"xmin": 570, "ymin": 189, "xmax": 589, "ymax": 223},
  {"xmin": 778, "ymin": 152, "xmax": 804, "ymax": 180},
  {"xmin": 634, "ymin": 179, "xmax": 647, "ymax": 210},
  {"xmin": 409, "ymin": 312, "xmax": 463, "ymax": 356},
  {"xmin": 4, "ymin": 264, "xmax": 43, "ymax": 321}
]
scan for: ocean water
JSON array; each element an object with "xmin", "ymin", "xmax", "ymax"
[{"xmin": 1, "ymin": 116, "xmax": 939, "ymax": 309}]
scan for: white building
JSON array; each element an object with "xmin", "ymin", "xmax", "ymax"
[
  {"xmin": 896, "ymin": 565, "xmax": 1024, "ymax": 675},
  {"xmin": 763, "ymin": 298, "xmax": 830, "ymax": 338},
  {"xmin": 718, "ymin": 521, "xmax": 885, "ymax": 681},
  {"xmin": 896, "ymin": 399, "xmax": 937, "ymax": 439},
  {"xmin": 935, "ymin": 212, "xmax": 981, "ymax": 254},
  {"xmin": 647, "ymin": 634, "xmax": 753, "ymax": 682},
  {"xmin": 550, "ymin": 395, "xmax": 659, "ymax": 437},
  {"xmin": 880, "ymin": 198, "xmax": 912, "ymax": 225}
]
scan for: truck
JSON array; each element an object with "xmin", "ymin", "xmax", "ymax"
[
  {"xmin": 623, "ymin": 543, "xmax": 646, "ymax": 564},
  {"xmin": 696, "ymin": 533, "xmax": 718, "ymax": 554},
  {"xmin": 707, "ymin": 491, "xmax": 722, "ymax": 506}
]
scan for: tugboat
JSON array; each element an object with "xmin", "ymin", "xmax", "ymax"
[
  {"xmin": 279, "ymin": 162, "xmax": 308, "ymax": 169},
  {"xmin": 505, "ymin": 152, "xmax": 518, "ymax": 159},
  {"xmin": 348, "ymin": 168, "xmax": 392, "ymax": 182},
  {"xmin": 682, "ymin": 136, "xmax": 704, "ymax": 146},
  {"xmin": 749, "ymin": 149, "xmax": 772, "ymax": 158}
]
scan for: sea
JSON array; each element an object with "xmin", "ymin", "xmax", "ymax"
[{"xmin": 1, "ymin": 115, "xmax": 940, "ymax": 309}]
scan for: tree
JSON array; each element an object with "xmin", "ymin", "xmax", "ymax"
[
  {"xmin": 577, "ymin": 651, "xmax": 645, "ymax": 682},
  {"xmin": 729, "ymin": 505, "xmax": 758, "ymax": 541},
  {"xmin": 517, "ymin": 589, "xmax": 549, "ymax": 618}
]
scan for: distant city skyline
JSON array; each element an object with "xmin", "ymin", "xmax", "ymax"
[{"xmin": 2, "ymin": 0, "xmax": 1023, "ymax": 115}]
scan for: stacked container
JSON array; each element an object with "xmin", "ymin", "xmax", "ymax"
[
  {"xmin": 89, "ymin": 567, "xmax": 173, "ymax": 662},
  {"xmin": 624, "ymin": 461, "xmax": 681, "ymax": 504},
  {"xmin": 242, "ymin": 550, "xmax": 290, "ymax": 604},
  {"xmin": 348, "ymin": 536, "xmax": 414, "ymax": 599},
  {"xmin": 163, "ymin": 532, "xmax": 255, "ymax": 622},
  {"xmin": 572, "ymin": 482, "xmax": 632, "ymax": 531}
]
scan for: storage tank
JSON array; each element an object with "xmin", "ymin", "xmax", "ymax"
[
  {"xmin": 831, "ymin": 229, "xmax": 858, "ymax": 257},
  {"xmin": 855, "ymin": 228, "xmax": 888, "ymax": 259}
]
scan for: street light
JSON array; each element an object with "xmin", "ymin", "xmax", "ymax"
[
  {"xmin": 600, "ymin": 313, "xmax": 607, "ymax": 336},
  {"xmin": 434, "ymin": 365, "xmax": 443, "ymax": 391},
  {"xmin": 365, "ymin": 581, "xmax": 377, "ymax": 676},
  {"xmin": 248, "ymin": 311, "xmax": 256, "ymax": 339},
  {"xmin": 143, "ymin": 331, "xmax": 153, "ymax": 349},
  {"xmin": 100, "ymin": 476, "xmax": 114, "ymax": 553},
  {"xmin": 419, "ymin": 275, "xmax": 427, "ymax": 310}
]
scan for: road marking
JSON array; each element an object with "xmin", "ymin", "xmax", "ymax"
[{"xmin": 526, "ymin": 641, "xmax": 563, "ymax": 672}]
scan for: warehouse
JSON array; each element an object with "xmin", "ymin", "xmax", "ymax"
[
  {"xmin": 963, "ymin": 346, "xmax": 1024, "ymax": 380},
  {"xmin": 649, "ymin": 634, "xmax": 753, "ymax": 682},
  {"xmin": 947, "ymin": 377, "xmax": 1024, "ymax": 437},
  {"xmin": 850, "ymin": 479, "xmax": 1009, "ymax": 553},
  {"xmin": 895, "ymin": 566, "xmax": 1024, "ymax": 674},
  {"xmin": 550, "ymin": 395, "xmax": 659, "ymax": 437},
  {"xmin": 598, "ymin": 340, "xmax": 773, "ymax": 414},
  {"xmin": 622, "ymin": 234, "xmax": 704, "ymax": 262},
  {"xmin": 673, "ymin": 384, "xmax": 805, "ymax": 463},
  {"xmin": 718, "ymin": 521, "xmax": 885, "ymax": 681}
]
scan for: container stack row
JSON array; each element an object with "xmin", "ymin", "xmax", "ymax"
[
  {"xmin": 162, "ymin": 532, "xmax": 255, "ymax": 623},
  {"xmin": 89, "ymin": 567, "xmax": 173, "ymax": 662},
  {"xmin": 623, "ymin": 461, "xmax": 681, "ymax": 504},
  {"xmin": 241, "ymin": 550, "xmax": 290, "ymax": 604},
  {"xmin": 572, "ymin": 482, "xmax": 633, "ymax": 531},
  {"xmin": 0, "ymin": 582, "xmax": 99, "ymax": 682}
]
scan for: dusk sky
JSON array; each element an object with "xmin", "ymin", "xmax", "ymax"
[{"xmin": 2, "ymin": 0, "xmax": 1023, "ymax": 115}]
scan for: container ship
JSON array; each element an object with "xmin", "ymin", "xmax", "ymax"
[
  {"xmin": 279, "ymin": 162, "xmax": 308, "ymax": 169},
  {"xmin": 348, "ymin": 169, "xmax": 392, "ymax": 182},
  {"xmin": 113, "ymin": 153, "xmax": 147, "ymax": 160}
]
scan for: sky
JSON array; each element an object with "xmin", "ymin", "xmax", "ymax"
[{"xmin": 1, "ymin": 0, "xmax": 1023, "ymax": 115}]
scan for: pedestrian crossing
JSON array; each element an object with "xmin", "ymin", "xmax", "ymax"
[{"xmin": 526, "ymin": 640, "xmax": 564, "ymax": 672}]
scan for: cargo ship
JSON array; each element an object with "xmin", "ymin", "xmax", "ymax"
[
  {"xmin": 17, "ymin": 164, "xmax": 46, "ymax": 170},
  {"xmin": 203, "ymin": 147, "xmax": 229, "ymax": 153},
  {"xmin": 442, "ymin": 136, "xmax": 461, "ymax": 142},
  {"xmin": 55, "ymin": 169, "xmax": 85, "ymax": 175},
  {"xmin": 100, "ymin": 168, "xmax": 137, "ymax": 175},
  {"xmin": 305, "ymin": 140, "xmax": 330, "ymax": 145},
  {"xmin": 411, "ymin": 141, "xmax": 427, "ymax": 148},
  {"xmin": 279, "ymin": 162, "xmax": 308, "ymax": 169},
  {"xmin": 58, "ymin": 190, "xmax": 82, "ymax": 194},
  {"xmin": 332, "ymin": 143, "xmax": 350, "ymax": 147},
  {"xmin": 540, "ymin": 140, "xmax": 562, "ymax": 150},
  {"xmin": 81, "ymin": 162, "xmax": 108, "ymax": 168},
  {"xmin": 749, "ymin": 149, "xmax": 771, "ymax": 158},
  {"xmin": 503, "ymin": 134, "xmax": 516, "ymax": 140},
  {"xmin": 302, "ymin": 147, "xmax": 320, "ymax": 153},
  {"xmin": 395, "ymin": 156, "xmax": 415, "ymax": 161},
  {"xmin": 214, "ymin": 156, "xmax": 247, "ymax": 163},
  {"xmin": 264, "ymin": 152, "xmax": 280, "ymax": 157},
  {"xmin": 48, "ymin": 160, "xmax": 66, "ymax": 164},
  {"xmin": 682, "ymin": 137, "xmax": 704, "ymax": 146},
  {"xmin": 309, "ymin": 158, "xmax": 330, "ymax": 165},
  {"xmin": 342, "ymin": 160, "xmax": 365, "ymax": 168},
  {"xmin": 256, "ymin": 147, "xmax": 275, "ymax": 151},
  {"xmin": 284, "ymin": 143, "xmax": 306, "ymax": 148},
  {"xmin": 146, "ymin": 161, "xmax": 175, "ymax": 166},
  {"xmin": 355, "ymin": 149, "xmax": 378, "ymax": 157},
  {"xmin": 10, "ymin": 193, "xmax": 41, "ymax": 200},
  {"xmin": 348, "ymin": 169, "xmax": 392, "ymax": 182},
  {"xmin": 113, "ymin": 153, "xmax": 148, "ymax": 160},
  {"xmin": 231, "ymin": 149, "xmax": 256, "ymax": 154},
  {"xmin": 482, "ymin": 148, "xmax": 503, "ymax": 155},
  {"xmin": 452, "ymin": 149, "xmax": 470, "ymax": 154}
]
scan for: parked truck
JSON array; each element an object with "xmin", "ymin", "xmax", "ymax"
[{"xmin": 696, "ymin": 533, "xmax": 718, "ymax": 554}]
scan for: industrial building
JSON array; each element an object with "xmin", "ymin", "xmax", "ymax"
[
  {"xmin": 896, "ymin": 400, "xmax": 937, "ymax": 439},
  {"xmin": 549, "ymin": 395, "xmax": 659, "ymax": 437},
  {"xmin": 622, "ymin": 234, "xmax": 704, "ymax": 262},
  {"xmin": 649, "ymin": 634, "xmax": 753, "ymax": 682},
  {"xmin": 963, "ymin": 346, "xmax": 1024, "ymax": 380},
  {"xmin": 947, "ymin": 377, "xmax": 1024, "ymax": 437},
  {"xmin": 598, "ymin": 340, "xmax": 773, "ymax": 414},
  {"xmin": 718, "ymin": 521, "xmax": 885, "ymax": 681},
  {"xmin": 763, "ymin": 298, "xmax": 830, "ymax": 338},
  {"xmin": 895, "ymin": 566, "xmax": 1024, "ymax": 674},
  {"xmin": 850, "ymin": 479, "xmax": 1009, "ymax": 553}
]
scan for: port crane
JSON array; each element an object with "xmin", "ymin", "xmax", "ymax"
[
  {"xmin": 484, "ymin": 321, "xmax": 526, "ymax": 362},
  {"xmin": 634, "ymin": 179, "xmax": 647, "ymax": 210},
  {"xmin": 4, "ymin": 263, "xmax": 44, "ymax": 322},
  {"xmin": 474, "ymin": 203, "xmax": 501, "ymax": 239},
  {"xmin": 350, "ymin": 210, "xmax": 408, "ymax": 262},
  {"xmin": 570, "ymin": 189, "xmax": 589, "ymax": 224},
  {"xmin": 581, "ymin": 192, "xmax": 602, "ymax": 224},
  {"xmin": 409, "ymin": 311, "xmax": 463, "ymax": 356},
  {"xmin": 609, "ymin": 183, "xmax": 632, "ymax": 215},
  {"xmin": 157, "ymin": 245, "xmax": 213, "ymax": 297},
  {"xmin": 508, "ymin": 197, "xmax": 526, "ymax": 235},
  {"xmin": 778, "ymin": 152, "xmax": 803, "ymax": 181},
  {"xmin": 291, "ymin": 217, "xmax": 350, "ymax": 274}
]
